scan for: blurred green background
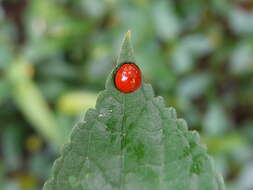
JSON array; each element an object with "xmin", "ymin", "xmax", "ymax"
[{"xmin": 0, "ymin": 0, "xmax": 253, "ymax": 189}]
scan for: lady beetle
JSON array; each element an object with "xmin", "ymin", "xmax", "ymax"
[{"xmin": 114, "ymin": 62, "xmax": 142, "ymax": 93}]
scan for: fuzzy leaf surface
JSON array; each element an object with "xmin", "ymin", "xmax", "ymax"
[{"xmin": 43, "ymin": 32, "xmax": 225, "ymax": 190}]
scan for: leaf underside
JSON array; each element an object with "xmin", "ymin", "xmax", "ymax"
[{"xmin": 43, "ymin": 32, "xmax": 225, "ymax": 190}]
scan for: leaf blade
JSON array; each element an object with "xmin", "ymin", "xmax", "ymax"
[{"xmin": 43, "ymin": 32, "xmax": 225, "ymax": 190}]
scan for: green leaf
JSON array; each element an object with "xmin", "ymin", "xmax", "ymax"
[
  {"xmin": 43, "ymin": 32, "xmax": 225, "ymax": 190},
  {"xmin": 7, "ymin": 59, "xmax": 63, "ymax": 146},
  {"xmin": 57, "ymin": 91, "xmax": 97, "ymax": 116},
  {"xmin": 153, "ymin": 0, "xmax": 180, "ymax": 41}
]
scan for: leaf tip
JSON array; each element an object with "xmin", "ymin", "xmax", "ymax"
[
  {"xmin": 117, "ymin": 30, "xmax": 135, "ymax": 65},
  {"xmin": 121, "ymin": 30, "xmax": 132, "ymax": 48},
  {"xmin": 126, "ymin": 30, "xmax": 132, "ymax": 39}
]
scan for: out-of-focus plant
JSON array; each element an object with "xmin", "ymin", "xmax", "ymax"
[
  {"xmin": 7, "ymin": 58, "xmax": 63, "ymax": 145},
  {"xmin": 0, "ymin": 0, "xmax": 253, "ymax": 189}
]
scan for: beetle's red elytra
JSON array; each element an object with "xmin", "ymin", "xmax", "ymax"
[{"xmin": 114, "ymin": 62, "xmax": 142, "ymax": 93}]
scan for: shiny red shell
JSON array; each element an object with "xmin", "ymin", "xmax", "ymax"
[{"xmin": 114, "ymin": 62, "xmax": 142, "ymax": 93}]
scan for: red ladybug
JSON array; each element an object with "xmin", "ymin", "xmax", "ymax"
[{"xmin": 114, "ymin": 62, "xmax": 142, "ymax": 93}]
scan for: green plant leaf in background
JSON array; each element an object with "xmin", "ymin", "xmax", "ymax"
[
  {"xmin": 57, "ymin": 91, "xmax": 97, "ymax": 116},
  {"xmin": 43, "ymin": 32, "xmax": 225, "ymax": 190},
  {"xmin": 7, "ymin": 59, "xmax": 64, "ymax": 146}
]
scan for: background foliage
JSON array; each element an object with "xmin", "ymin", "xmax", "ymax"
[{"xmin": 0, "ymin": 0, "xmax": 253, "ymax": 189}]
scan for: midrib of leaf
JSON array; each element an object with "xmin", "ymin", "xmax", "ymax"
[
  {"xmin": 117, "ymin": 31, "xmax": 134, "ymax": 190},
  {"xmin": 120, "ymin": 96, "xmax": 126, "ymax": 190}
]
